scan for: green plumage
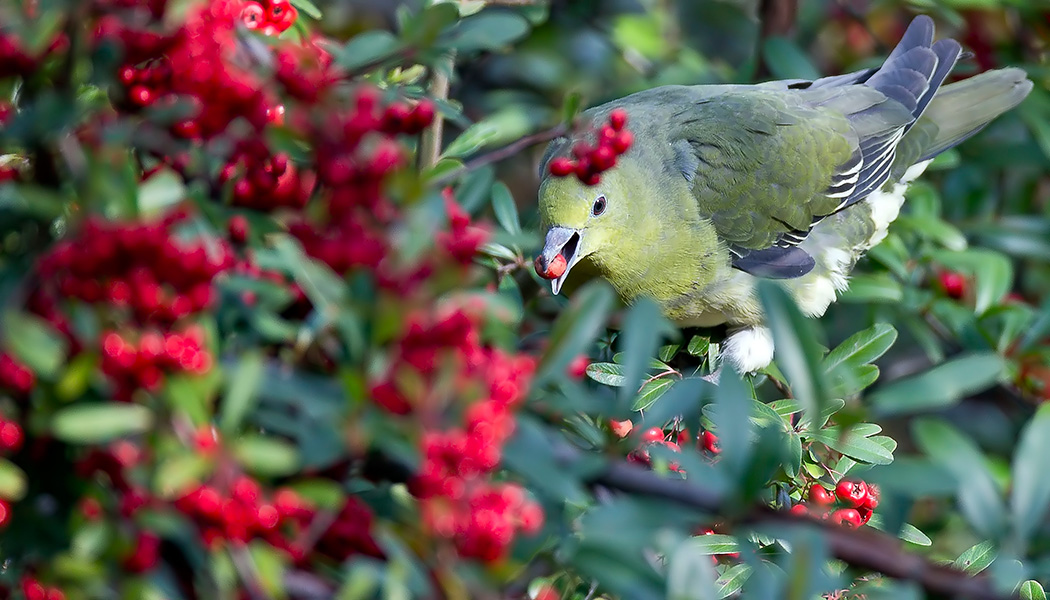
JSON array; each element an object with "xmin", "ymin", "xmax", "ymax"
[{"xmin": 535, "ymin": 15, "xmax": 1033, "ymax": 372}]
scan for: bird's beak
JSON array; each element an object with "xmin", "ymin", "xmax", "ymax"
[{"xmin": 538, "ymin": 226, "xmax": 582, "ymax": 296}]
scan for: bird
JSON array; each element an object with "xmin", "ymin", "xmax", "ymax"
[{"xmin": 533, "ymin": 15, "xmax": 1033, "ymax": 374}]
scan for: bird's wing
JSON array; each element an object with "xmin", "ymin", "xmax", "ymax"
[{"xmin": 670, "ymin": 15, "xmax": 957, "ymax": 279}]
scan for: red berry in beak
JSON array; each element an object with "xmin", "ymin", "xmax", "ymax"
[{"xmin": 535, "ymin": 253, "xmax": 567, "ymax": 280}]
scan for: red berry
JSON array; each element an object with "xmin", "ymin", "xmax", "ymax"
[
  {"xmin": 548, "ymin": 157, "xmax": 574, "ymax": 177},
  {"xmin": 567, "ymin": 355, "xmax": 589, "ymax": 379},
  {"xmin": 0, "ymin": 499, "xmax": 10, "ymax": 527},
  {"xmin": 835, "ymin": 480, "xmax": 869, "ymax": 508},
  {"xmin": 701, "ymin": 431, "xmax": 720, "ymax": 454},
  {"xmin": 862, "ymin": 483, "xmax": 880, "ymax": 510},
  {"xmin": 535, "ymin": 585, "xmax": 559, "ymax": 600},
  {"xmin": 640, "ymin": 426, "xmax": 664, "ymax": 444},
  {"xmin": 609, "ymin": 418, "xmax": 633, "ymax": 438},
  {"xmin": 128, "ymin": 85, "xmax": 154, "ymax": 107},
  {"xmin": 609, "ymin": 108, "xmax": 628, "ymax": 131},
  {"xmin": 807, "ymin": 484, "xmax": 834, "ymax": 505},
  {"xmin": 788, "ymin": 504, "xmax": 809, "ymax": 516},
  {"xmin": 940, "ymin": 271, "xmax": 966, "ymax": 299},
  {"xmin": 228, "ymin": 215, "xmax": 249, "ymax": 244},
  {"xmin": 612, "ymin": 130, "xmax": 633, "ymax": 154},
  {"xmin": 0, "ymin": 421, "xmax": 22, "ymax": 452},
  {"xmin": 830, "ymin": 508, "xmax": 863, "ymax": 528},
  {"xmin": 240, "ymin": 2, "xmax": 266, "ymax": 29},
  {"xmin": 534, "ymin": 253, "xmax": 567, "ymax": 280}
]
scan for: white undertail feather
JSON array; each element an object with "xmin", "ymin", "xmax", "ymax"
[
  {"xmin": 790, "ymin": 159, "xmax": 932, "ymax": 319},
  {"xmin": 866, "ymin": 160, "xmax": 932, "ymax": 247},
  {"xmin": 724, "ymin": 326, "xmax": 775, "ymax": 374}
]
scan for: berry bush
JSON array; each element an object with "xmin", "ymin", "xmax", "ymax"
[{"xmin": 1, "ymin": 0, "xmax": 1049, "ymax": 599}]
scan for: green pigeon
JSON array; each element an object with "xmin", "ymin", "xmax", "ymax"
[{"xmin": 534, "ymin": 15, "xmax": 1033, "ymax": 373}]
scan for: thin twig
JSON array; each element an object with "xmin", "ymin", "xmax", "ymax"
[
  {"xmin": 432, "ymin": 123, "xmax": 567, "ymax": 186},
  {"xmin": 421, "ymin": 52, "xmax": 456, "ymax": 169}
]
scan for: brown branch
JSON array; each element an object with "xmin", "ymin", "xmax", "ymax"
[
  {"xmin": 591, "ymin": 459, "xmax": 1012, "ymax": 600},
  {"xmin": 431, "ymin": 123, "xmax": 567, "ymax": 186},
  {"xmin": 421, "ymin": 52, "xmax": 455, "ymax": 169}
]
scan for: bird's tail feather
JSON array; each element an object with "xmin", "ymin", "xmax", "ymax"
[{"xmin": 895, "ymin": 68, "xmax": 1033, "ymax": 171}]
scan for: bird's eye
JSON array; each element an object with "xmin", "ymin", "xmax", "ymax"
[{"xmin": 592, "ymin": 195, "xmax": 607, "ymax": 216}]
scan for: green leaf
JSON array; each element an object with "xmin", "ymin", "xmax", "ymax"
[
  {"xmin": 805, "ymin": 427, "xmax": 894, "ymax": 465},
  {"xmin": 952, "ymin": 540, "xmax": 997, "ymax": 575},
  {"xmin": 586, "ymin": 362, "xmax": 625, "ymax": 387},
  {"xmin": 758, "ymin": 282, "xmax": 830, "ymax": 427},
  {"xmin": 52, "ymin": 404, "xmax": 154, "ymax": 444},
  {"xmin": 1010, "ymin": 403, "xmax": 1050, "ymax": 547},
  {"xmin": 0, "ymin": 459, "xmax": 27, "ymax": 501},
  {"xmin": 2, "ymin": 311, "xmax": 68, "ymax": 379},
  {"xmin": 490, "ymin": 182, "xmax": 521, "ymax": 236},
  {"xmin": 716, "ymin": 564, "xmax": 753, "ymax": 599},
  {"xmin": 688, "ymin": 534, "xmax": 740, "ymax": 555},
  {"xmin": 631, "ymin": 377, "xmax": 675, "ymax": 411},
  {"xmin": 618, "ymin": 298, "xmax": 673, "ymax": 406},
  {"xmin": 402, "ymin": 2, "xmax": 459, "ymax": 45},
  {"xmin": 914, "ymin": 419, "xmax": 1006, "ymax": 539},
  {"xmin": 336, "ymin": 31, "xmax": 401, "ymax": 70},
  {"xmin": 1020, "ymin": 581, "xmax": 1047, "ymax": 600},
  {"xmin": 831, "ymin": 364, "xmax": 880, "ymax": 397},
  {"xmin": 137, "ymin": 169, "xmax": 186, "ymax": 215},
  {"xmin": 220, "ymin": 352, "xmax": 264, "ymax": 434},
  {"xmin": 870, "ymin": 352, "xmax": 1004, "ymax": 415},
  {"xmin": 761, "ymin": 36, "xmax": 820, "ymax": 80},
  {"xmin": 233, "ymin": 436, "xmax": 301, "ymax": 477},
  {"xmin": 537, "ymin": 281, "xmax": 616, "ymax": 382},
  {"xmin": 839, "ymin": 273, "xmax": 904, "ymax": 303},
  {"xmin": 823, "ymin": 324, "xmax": 897, "ymax": 373},
  {"xmin": 687, "ymin": 335, "xmax": 710, "ymax": 357},
  {"xmin": 442, "ymin": 108, "xmax": 536, "ymax": 159},
  {"xmin": 154, "ymin": 453, "xmax": 214, "ymax": 499},
  {"xmin": 290, "ymin": 0, "xmax": 322, "ymax": 19},
  {"xmin": 667, "ymin": 537, "xmax": 718, "ymax": 600},
  {"xmin": 895, "ymin": 215, "xmax": 967, "ymax": 251},
  {"xmin": 441, "ymin": 10, "xmax": 530, "ymax": 52},
  {"xmin": 865, "ymin": 515, "xmax": 932, "ymax": 546}
]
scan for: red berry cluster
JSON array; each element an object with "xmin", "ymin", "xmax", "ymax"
[
  {"xmin": 100, "ymin": 327, "xmax": 212, "ymax": 400},
  {"xmin": 98, "ymin": 0, "xmax": 273, "ymax": 141},
  {"xmin": 116, "ymin": 58, "xmax": 173, "ymax": 111},
  {"xmin": 175, "ymin": 478, "xmax": 314, "ymax": 551},
  {"xmin": 421, "ymin": 482, "xmax": 543, "ymax": 562},
  {"xmin": 548, "ymin": 108, "xmax": 633, "ymax": 185},
  {"xmin": 38, "ymin": 216, "xmax": 233, "ymax": 325},
  {"xmin": 438, "ymin": 190, "xmax": 490, "ymax": 266},
  {"xmin": 219, "ymin": 142, "xmax": 316, "ymax": 211},
  {"xmin": 623, "ymin": 425, "xmax": 720, "ymax": 470},
  {"xmin": 274, "ymin": 39, "xmax": 342, "ymax": 103},
  {"xmin": 789, "ymin": 480, "xmax": 880, "ymax": 528},
  {"xmin": 285, "ymin": 87, "xmax": 437, "ymax": 278},
  {"xmin": 240, "ymin": 0, "xmax": 298, "ymax": 36},
  {"xmin": 314, "ymin": 495, "xmax": 386, "ymax": 562},
  {"xmin": 372, "ymin": 305, "xmax": 541, "ymax": 562},
  {"xmin": 20, "ymin": 577, "xmax": 65, "ymax": 600},
  {"xmin": 0, "ymin": 353, "xmax": 35, "ymax": 396}
]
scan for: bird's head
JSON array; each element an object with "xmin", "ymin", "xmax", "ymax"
[{"xmin": 535, "ymin": 167, "xmax": 634, "ymax": 295}]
